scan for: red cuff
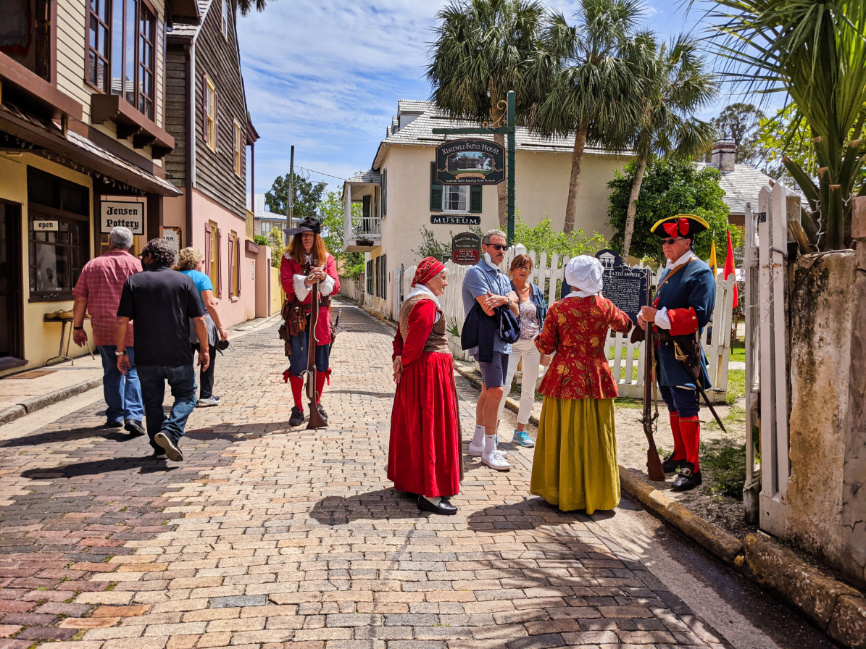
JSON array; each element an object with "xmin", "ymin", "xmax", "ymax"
[{"xmin": 668, "ymin": 307, "xmax": 699, "ymax": 336}]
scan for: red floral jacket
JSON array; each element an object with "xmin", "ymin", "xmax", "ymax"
[{"xmin": 535, "ymin": 295, "xmax": 632, "ymax": 400}]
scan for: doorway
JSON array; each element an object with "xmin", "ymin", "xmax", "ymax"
[{"xmin": 0, "ymin": 200, "xmax": 26, "ymax": 370}]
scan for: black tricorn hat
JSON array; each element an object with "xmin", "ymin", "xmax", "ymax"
[
  {"xmin": 285, "ymin": 217, "xmax": 321, "ymax": 236},
  {"xmin": 650, "ymin": 213, "xmax": 709, "ymax": 239}
]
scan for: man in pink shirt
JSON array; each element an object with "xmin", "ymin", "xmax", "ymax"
[{"xmin": 72, "ymin": 227, "xmax": 144, "ymax": 434}]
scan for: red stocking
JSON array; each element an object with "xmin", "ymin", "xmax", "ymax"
[
  {"xmin": 315, "ymin": 371, "xmax": 327, "ymax": 403},
  {"xmin": 679, "ymin": 416, "xmax": 701, "ymax": 472},
  {"xmin": 289, "ymin": 374, "xmax": 304, "ymax": 411},
  {"xmin": 669, "ymin": 413, "xmax": 687, "ymax": 460}
]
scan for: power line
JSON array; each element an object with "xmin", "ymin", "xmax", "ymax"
[{"xmin": 296, "ymin": 166, "xmax": 346, "ymax": 182}]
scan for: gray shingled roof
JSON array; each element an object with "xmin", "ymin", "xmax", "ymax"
[
  {"xmin": 347, "ymin": 169, "xmax": 382, "ymax": 184},
  {"xmin": 695, "ymin": 162, "xmax": 775, "ymax": 216},
  {"xmin": 168, "ymin": 0, "xmax": 209, "ymax": 37},
  {"xmin": 372, "ymin": 100, "xmax": 625, "ymax": 169}
]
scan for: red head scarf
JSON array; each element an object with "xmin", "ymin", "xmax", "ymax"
[{"xmin": 412, "ymin": 257, "xmax": 445, "ymax": 287}]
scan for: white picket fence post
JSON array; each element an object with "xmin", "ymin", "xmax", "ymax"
[{"xmin": 385, "ymin": 249, "xmax": 734, "ymax": 399}]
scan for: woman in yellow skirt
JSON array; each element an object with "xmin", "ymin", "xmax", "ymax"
[{"xmin": 531, "ymin": 256, "xmax": 632, "ymax": 513}]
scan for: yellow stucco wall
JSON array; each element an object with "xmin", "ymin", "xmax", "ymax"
[{"xmin": 0, "ymin": 154, "xmax": 95, "ymax": 376}]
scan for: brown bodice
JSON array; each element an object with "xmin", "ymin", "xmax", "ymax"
[{"xmin": 399, "ymin": 294, "xmax": 450, "ymax": 354}]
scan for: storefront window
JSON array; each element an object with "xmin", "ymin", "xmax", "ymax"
[{"xmin": 27, "ymin": 169, "xmax": 90, "ymax": 302}]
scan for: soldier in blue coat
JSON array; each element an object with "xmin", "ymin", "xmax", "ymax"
[{"xmin": 637, "ymin": 214, "xmax": 716, "ymax": 491}]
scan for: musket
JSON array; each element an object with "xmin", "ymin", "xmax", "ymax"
[
  {"xmin": 640, "ymin": 268, "xmax": 666, "ymax": 482},
  {"xmin": 304, "ymin": 259, "xmax": 327, "ymax": 430}
]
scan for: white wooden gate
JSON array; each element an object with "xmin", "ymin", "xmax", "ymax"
[{"xmin": 744, "ymin": 183, "xmax": 792, "ymax": 537}]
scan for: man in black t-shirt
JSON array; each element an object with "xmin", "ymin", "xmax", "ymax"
[{"xmin": 116, "ymin": 238, "xmax": 208, "ymax": 462}]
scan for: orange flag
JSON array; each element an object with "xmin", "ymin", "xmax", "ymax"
[{"xmin": 724, "ymin": 229, "xmax": 739, "ymax": 308}]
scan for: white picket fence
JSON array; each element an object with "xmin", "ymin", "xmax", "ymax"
[
  {"xmin": 744, "ymin": 182, "xmax": 792, "ymax": 536},
  {"xmin": 390, "ymin": 246, "xmax": 735, "ymax": 401}
]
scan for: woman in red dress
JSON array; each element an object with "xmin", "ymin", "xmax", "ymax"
[
  {"xmin": 279, "ymin": 217, "xmax": 340, "ymax": 427},
  {"xmin": 389, "ymin": 258, "xmax": 462, "ymax": 515}
]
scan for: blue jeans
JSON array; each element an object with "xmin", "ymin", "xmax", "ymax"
[
  {"xmin": 97, "ymin": 345, "xmax": 144, "ymax": 424},
  {"xmin": 137, "ymin": 364, "xmax": 197, "ymax": 453}
]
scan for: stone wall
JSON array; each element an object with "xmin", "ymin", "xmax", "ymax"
[{"xmin": 785, "ymin": 201, "xmax": 866, "ymax": 588}]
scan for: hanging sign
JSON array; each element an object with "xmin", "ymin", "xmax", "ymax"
[
  {"xmin": 594, "ymin": 249, "xmax": 648, "ymax": 324},
  {"xmin": 163, "ymin": 226, "xmax": 182, "ymax": 254},
  {"xmin": 451, "ymin": 231, "xmax": 481, "ymax": 265},
  {"xmin": 100, "ymin": 200, "xmax": 145, "ymax": 234},
  {"xmin": 436, "ymin": 139, "xmax": 505, "ymax": 185}
]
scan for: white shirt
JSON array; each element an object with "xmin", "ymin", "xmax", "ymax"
[
  {"xmin": 655, "ymin": 251, "xmax": 695, "ymax": 330},
  {"xmin": 292, "ymin": 253, "xmax": 335, "ymax": 301}
]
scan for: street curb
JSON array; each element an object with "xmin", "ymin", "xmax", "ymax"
[
  {"xmin": 453, "ymin": 360, "xmax": 866, "ymax": 648},
  {"xmin": 0, "ymin": 377, "xmax": 104, "ymax": 426}
]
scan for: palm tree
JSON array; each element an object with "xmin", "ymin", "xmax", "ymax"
[
  {"xmin": 235, "ymin": 0, "xmax": 267, "ymax": 15},
  {"xmin": 706, "ymin": 0, "xmax": 866, "ymax": 251},
  {"xmin": 427, "ymin": 0, "xmax": 547, "ymax": 229},
  {"xmin": 620, "ymin": 34, "xmax": 718, "ymax": 259},
  {"xmin": 531, "ymin": 0, "xmax": 646, "ymax": 233}
]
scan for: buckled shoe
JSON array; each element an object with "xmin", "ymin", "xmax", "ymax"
[
  {"xmin": 417, "ymin": 495, "xmax": 457, "ymax": 515},
  {"xmin": 671, "ymin": 461, "xmax": 702, "ymax": 491},
  {"xmin": 289, "ymin": 406, "xmax": 305, "ymax": 427},
  {"xmin": 662, "ymin": 453, "xmax": 685, "ymax": 473}
]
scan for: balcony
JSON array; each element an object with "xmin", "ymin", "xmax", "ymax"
[{"xmin": 343, "ymin": 170, "xmax": 382, "ymax": 253}]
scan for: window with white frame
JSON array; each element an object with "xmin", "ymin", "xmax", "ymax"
[{"xmin": 442, "ymin": 185, "xmax": 468, "ymax": 212}]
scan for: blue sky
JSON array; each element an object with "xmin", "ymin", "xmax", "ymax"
[{"xmin": 236, "ymin": 0, "xmax": 727, "ymax": 199}]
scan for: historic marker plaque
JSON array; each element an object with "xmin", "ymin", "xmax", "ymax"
[
  {"xmin": 452, "ymin": 231, "xmax": 481, "ymax": 265},
  {"xmin": 436, "ymin": 139, "xmax": 505, "ymax": 185},
  {"xmin": 594, "ymin": 249, "xmax": 648, "ymax": 323}
]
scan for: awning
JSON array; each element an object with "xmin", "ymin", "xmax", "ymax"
[{"xmin": 0, "ymin": 102, "xmax": 182, "ymax": 197}]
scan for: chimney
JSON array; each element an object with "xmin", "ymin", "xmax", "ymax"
[{"xmin": 710, "ymin": 139, "xmax": 736, "ymax": 172}]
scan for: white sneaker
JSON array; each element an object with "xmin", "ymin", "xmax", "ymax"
[
  {"xmin": 468, "ymin": 440, "xmax": 484, "ymax": 457},
  {"xmin": 481, "ymin": 449, "xmax": 511, "ymax": 471}
]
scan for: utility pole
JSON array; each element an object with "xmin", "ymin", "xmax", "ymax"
[{"xmin": 287, "ymin": 145, "xmax": 295, "ymax": 237}]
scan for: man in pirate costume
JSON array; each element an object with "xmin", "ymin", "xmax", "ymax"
[{"xmin": 637, "ymin": 214, "xmax": 716, "ymax": 491}]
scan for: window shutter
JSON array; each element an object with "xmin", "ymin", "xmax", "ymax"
[
  {"xmin": 382, "ymin": 170, "xmax": 387, "ymax": 216},
  {"xmin": 204, "ymin": 223, "xmax": 212, "ymax": 274},
  {"xmin": 216, "ymin": 227, "xmax": 223, "ymax": 297},
  {"xmin": 362, "ymin": 195, "xmax": 370, "ymax": 219},
  {"xmin": 469, "ymin": 186, "xmax": 482, "ymax": 213},
  {"xmin": 430, "ymin": 161, "xmax": 442, "ymax": 212},
  {"xmin": 228, "ymin": 234, "xmax": 235, "ymax": 297},
  {"xmin": 366, "ymin": 260, "xmax": 373, "ymax": 294},
  {"xmin": 382, "ymin": 254, "xmax": 387, "ymax": 298},
  {"xmin": 236, "ymin": 236, "xmax": 242, "ymax": 296}
]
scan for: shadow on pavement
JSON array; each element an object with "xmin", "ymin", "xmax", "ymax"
[
  {"xmin": 309, "ymin": 488, "xmax": 426, "ymax": 524},
  {"xmin": 1, "ymin": 427, "xmax": 133, "ymax": 448},
  {"xmin": 183, "ymin": 423, "xmax": 279, "ymax": 443},
  {"xmin": 466, "ymin": 498, "xmax": 617, "ymax": 531},
  {"xmin": 21, "ymin": 455, "xmax": 181, "ymax": 479}
]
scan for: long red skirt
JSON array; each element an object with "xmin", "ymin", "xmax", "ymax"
[{"xmin": 388, "ymin": 351, "xmax": 462, "ymax": 497}]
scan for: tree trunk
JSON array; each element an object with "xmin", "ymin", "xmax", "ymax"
[
  {"xmin": 564, "ymin": 125, "xmax": 589, "ymax": 233},
  {"xmin": 621, "ymin": 156, "xmax": 648, "ymax": 259}
]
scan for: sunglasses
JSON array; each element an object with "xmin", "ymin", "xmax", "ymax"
[
  {"xmin": 661, "ymin": 237, "xmax": 686, "ymax": 245},
  {"xmin": 486, "ymin": 243, "xmax": 509, "ymax": 252}
]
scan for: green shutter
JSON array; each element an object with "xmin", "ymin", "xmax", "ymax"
[
  {"xmin": 382, "ymin": 170, "xmax": 387, "ymax": 216},
  {"xmin": 430, "ymin": 161, "xmax": 443, "ymax": 212},
  {"xmin": 469, "ymin": 185, "xmax": 482, "ymax": 213}
]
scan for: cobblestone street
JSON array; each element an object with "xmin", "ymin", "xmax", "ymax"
[{"xmin": 0, "ymin": 299, "xmax": 837, "ymax": 649}]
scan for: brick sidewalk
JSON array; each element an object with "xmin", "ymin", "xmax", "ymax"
[{"xmin": 0, "ymin": 300, "xmax": 784, "ymax": 649}]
